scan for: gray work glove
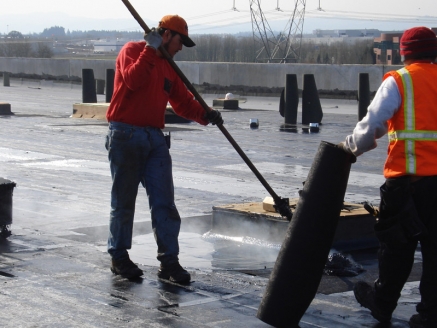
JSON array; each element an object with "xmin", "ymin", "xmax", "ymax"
[
  {"xmin": 337, "ymin": 142, "xmax": 355, "ymax": 156},
  {"xmin": 337, "ymin": 141, "xmax": 357, "ymax": 163},
  {"xmin": 144, "ymin": 28, "xmax": 162, "ymax": 50},
  {"xmin": 206, "ymin": 109, "xmax": 223, "ymax": 126}
]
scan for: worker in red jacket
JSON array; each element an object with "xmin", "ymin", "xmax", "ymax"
[
  {"xmin": 340, "ymin": 26, "xmax": 437, "ymax": 328},
  {"xmin": 105, "ymin": 15, "xmax": 223, "ymax": 283}
]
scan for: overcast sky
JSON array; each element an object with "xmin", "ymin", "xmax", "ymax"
[{"xmin": 1, "ymin": 0, "xmax": 437, "ymax": 34}]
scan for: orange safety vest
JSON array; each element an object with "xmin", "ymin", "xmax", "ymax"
[{"xmin": 383, "ymin": 63, "xmax": 437, "ymax": 178}]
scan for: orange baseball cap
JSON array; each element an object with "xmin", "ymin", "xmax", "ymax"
[{"xmin": 158, "ymin": 15, "xmax": 195, "ymax": 47}]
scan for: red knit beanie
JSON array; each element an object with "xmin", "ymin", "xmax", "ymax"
[{"xmin": 400, "ymin": 26, "xmax": 437, "ymax": 60}]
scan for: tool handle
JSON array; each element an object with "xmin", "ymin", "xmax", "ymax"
[
  {"xmin": 121, "ymin": 0, "xmax": 151, "ymax": 33},
  {"xmin": 218, "ymin": 124, "xmax": 280, "ymax": 199}
]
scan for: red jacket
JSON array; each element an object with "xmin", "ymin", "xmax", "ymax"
[{"xmin": 106, "ymin": 41, "xmax": 209, "ymax": 128}]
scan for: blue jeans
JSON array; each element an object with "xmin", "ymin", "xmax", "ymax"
[{"xmin": 105, "ymin": 121, "xmax": 181, "ymax": 265}]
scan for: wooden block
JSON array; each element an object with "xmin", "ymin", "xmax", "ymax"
[
  {"xmin": 72, "ymin": 103, "xmax": 192, "ymax": 124},
  {"xmin": 214, "ymin": 198, "xmax": 378, "ymax": 250},
  {"xmin": 263, "ymin": 196, "xmax": 369, "ymax": 216},
  {"xmin": 72, "ymin": 103, "xmax": 109, "ymax": 119},
  {"xmin": 262, "ymin": 197, "xmax": 296, "ymax": 213},
  {"xmin": 263, "ymin": 196, "xmax": 277, "ymax": 213},
  {"xmin": 212, "ymin": 99, "xmax": 239, "ymax": 109}
]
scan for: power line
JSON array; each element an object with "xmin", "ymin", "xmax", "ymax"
[
  {"xmin": 186, "ymin": 9, "xmax": 237, "ymax": 21},
  {"xmin": 250, "ymin": 0, "xmax": 306, "ymax": 63},
  {"xmin": 186, "ymin": 5, "xmax": 437, "ymax": 33},
  {"xmin": 113, "ymin": 4, "xmax": 437, "ymax": 35},
  {"xmin": 303, "ymin": 9, "xmax": 437, "ymax": 24}
]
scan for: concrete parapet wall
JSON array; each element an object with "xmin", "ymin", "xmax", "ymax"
[
  {"xmin": 180, "ymin": 61, "xmax": 401, "ymax": 91},
  {"xmin": 0, "ymin": 58, "xmax": 115, "ymax": 81},
  {"xmin": 0, "ymin": 57, "xmax": 401, "ymax": 92}
]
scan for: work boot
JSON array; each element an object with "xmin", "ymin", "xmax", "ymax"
[
  {"xmin": 409, "ymin": 314, "xmax": 437, "ymax": 328},
  {"xmin": 110, "ymin": 257, "xmax": 143, "ymax": 279},
  {"xmin": 353, "ymin": 281, "xmax": 392, "ymax": 323},
  {"xmin": 157, "ymin": 262, "xmax": 191, "ymax": 283}
]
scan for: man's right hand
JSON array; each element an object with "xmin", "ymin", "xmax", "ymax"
[
  {"xmin": 206, "ymin": 109, "xmax": 223, "ymax": 126},
  {"xmin": 144, "ymin": 28, "xmax": 162, "ymax": 50}
]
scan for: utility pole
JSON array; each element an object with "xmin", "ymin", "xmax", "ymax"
[
  {"xmin": 250, "ymin": 0, "xmax": 306, "ymax": 63},
  {"xmin": 276, "ymin": 0, "xmax": 281, "ymax": 11}
]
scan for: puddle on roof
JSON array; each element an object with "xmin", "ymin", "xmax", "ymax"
[{"xmin": 122, "ymin": 231, "xmax": 281, "ymax": 271}]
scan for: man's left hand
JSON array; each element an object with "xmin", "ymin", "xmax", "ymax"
[{"xmin": 144, "ymin": 28, "xmax": 162, "ymax": 50}]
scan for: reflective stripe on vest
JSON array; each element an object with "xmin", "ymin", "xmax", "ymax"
[{"xmin": 388, "ymin": 68, "xmax": 437, "ymax": 174}]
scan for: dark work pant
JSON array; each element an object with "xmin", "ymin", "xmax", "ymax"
[{"xmin": 375, "ymin": 176, "xmax": 437, "ymax": 323}]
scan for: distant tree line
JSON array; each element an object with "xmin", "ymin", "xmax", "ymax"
[
  {"xmin": 40, "ymin": 26, "xmax": 66, "ymax": 37},
  {"xmin": 0, "ymin": 31, "xmax": 54, "ymax": 58},
  {"xmin": 27, "ymin": 26, "xmax": 143, "ymax": 40},
  {"xmin": 176, "ymin": 35, "xmax": 375, "ymax": 64},
  {"xmin": 0, "ymin": 26, "xmax": 376, "ymax": 64},
  {"xmin": 176, "ymin": 34, "xmax": 258, "ymax": 62},
  {"xmin": 0, "ymin": 41, "xmax": 53, "ymax": 58},
  {"xmin": 299, "ymin": 40, "xmax": 375, "ymax": 64}
]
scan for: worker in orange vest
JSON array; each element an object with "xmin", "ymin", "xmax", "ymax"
[{"xmin": 340, "ymin": 26, "xmax": 437, "ymax": 328}]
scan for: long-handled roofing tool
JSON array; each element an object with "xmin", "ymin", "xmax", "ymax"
[{"xmin": 121, "ymin": 0, "xmax": 293, "ymax": 220}]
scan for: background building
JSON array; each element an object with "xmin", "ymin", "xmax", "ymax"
[
  {"xmin": 93, "ymin": 39, "xmax": 127, "ymax": 54},
  {"xmin": 373, "ymin": 28, "xmax": 437, "ymax": 65}
]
